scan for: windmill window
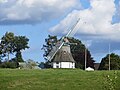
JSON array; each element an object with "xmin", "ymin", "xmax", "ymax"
[
  {"xmin": 56, "ymin": 62, "xmax": 59, "ymax": 64},
  {"xmin": 56, "ymin": 66, "xmax": 59, "ymax": 68},
  {"xmin": 63, "ymin": 51, "xmax": 66, "ymax": 54}
]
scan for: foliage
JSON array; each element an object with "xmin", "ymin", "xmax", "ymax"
[
  {"xmin": 38, "ymin": 62, "xmax": 45, "ymax": 69},
  {"xmin": 0, "ymin": 32, "xmax": 29, "ymax": 62},
  {"xmin": 44, "ymin": 61, "xmax": 52, "ymax": 68},
  {"xmin": 13, "ymin": 36, "xmax": 29, "ymax": 62},
  {"xmin": 0, "ymin": 69, "xmax": 120, "ymax": 90},
  {"xmin": 99, "ymin": 53, "xmax": 120, "ymax": 70},
  {"xmin": 0, "ymin": 42, "xmax": 5, "ymax": 60},
  {"xmin": 0, "ymin": 58, "xmax": 19, "ymax": 68},
  {"xmin": 15, "ymin": 51, "xmax": 24, "ymax": 62},
  {"xmin": 0, "ymin": 32, "xmax": 15, "ymax": 60},
  {"xmin": 42, "ymin": 35, "xmax": 95, "ymax": 69},
  {"xmin": 38, "ymin": 62, "xmax": 52, "ymax": 69},
  {"xmin": 68, "ymin": 37, "xmax": 95, "ymax": 69},
  {"xmin": 42, "ymin": 35, "xmax": 57, "ymax": 58},
  {"xmin": 13, "ymin": 36, "xmax": 29, "ymax": 52}
]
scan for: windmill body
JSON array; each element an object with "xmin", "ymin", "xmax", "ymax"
[{"xmin": 52, "ymin": 43, "xmax": 75, "ymax": 68}]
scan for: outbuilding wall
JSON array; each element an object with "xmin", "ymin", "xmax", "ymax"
[{"xmin": 53, "ymin": 62, "xmax": 75, "ymax": 68}]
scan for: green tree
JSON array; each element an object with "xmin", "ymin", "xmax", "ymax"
[
  {"xmin": 15, "ymin": 51, "xmax": 23, "ymax": 62},
  {"xmin": 0, "ymin": 58, "xmax": 19, "ymax": 68},
  {"xmin": 0, "ymin": 44, "xmax": 2, "ymax": 62},
  {"xmin": 99, "ymin": 53, "xmax": 120, "ymax": 70},
  {"xmin": 68, "ymin": 37, "xmax": 95, "ymax": 69},
  {"xmin": 0, "ymin": 32, "xmax": 15, "ymax": 60},
  {"xmin": 0, "ymin": 32, "xmax": 29, "ymax": 62},
  {"xmin": 42, "ymin": 35, "xmax": 57, "ymax": 60},
  {"xmin": 13, "ymin": 36, "xmax": 29, "ymax": 62}
]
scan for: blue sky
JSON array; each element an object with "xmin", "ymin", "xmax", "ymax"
[{"xmin": 0, "ymin": 0, "xmax": 120, "ymax": 63}]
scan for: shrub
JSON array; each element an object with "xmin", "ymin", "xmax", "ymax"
[{"xmin": 0, "ymin": 59, "xmax": 19, "ymax": 69}]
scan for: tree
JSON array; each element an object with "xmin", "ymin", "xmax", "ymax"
[
  {"xmin": 0, "ymin": 32, "xmax": 29, "ymax": 62},
  {"xmin": 0, "ymin": 32, "xmax": 15, "ymax": 60},
  {"xmin": 0, "ymin": 44, "xmax": 3, "ymax": 62},
  {"xmin": 13, "ymin": 36, "xmax": 29, "ymax": 62},
  {"xmin": 15, "ymin": 51, "xmax": 23, "ymax": 62},
  {"xmin": 68, "ymin": 37, "xmax": 95, "ymax": 69},
  {"xmin": 42, "ymin": 35, "xmax": 57, "ymax": 60},
  {"xmin": 99, "ymin": 53, "xmax": 120, "ymax": 70},
  {"xmin": 42, "ymin": 35, "xmax": 95, "ymax": 69}
]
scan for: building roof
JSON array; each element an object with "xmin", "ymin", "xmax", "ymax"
[{"xmin": 53, "ymin": 45, "xmax": 75, "ymax": 62}]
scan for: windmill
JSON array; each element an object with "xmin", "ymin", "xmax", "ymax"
[{"xmin": 46, "ymin": 18, "xmax": 80, "ymax": 68}]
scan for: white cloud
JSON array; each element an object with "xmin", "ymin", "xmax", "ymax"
[
  {"xmin": 117, "ymin": 0, "xmax": 120, "ymax": 19},
  {"xmin": 49, "ymin": 0, "xmax": 120, "ymax": 42},
  {"xmin": 0, "ymin": 0, "xmax": 8, "ymax": 3},
  {"xmin": 0, "ymin": 0, "xmax": 81, "ymax": 25}
]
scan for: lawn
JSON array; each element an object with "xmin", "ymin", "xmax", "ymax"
[{"xmin": 0, "ymin": 69, "xmax": 120, "ymax": 90}]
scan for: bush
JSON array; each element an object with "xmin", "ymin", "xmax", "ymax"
[{"xmin": 0, "ymin": 59, "xmax": 19, "ymax": 69}]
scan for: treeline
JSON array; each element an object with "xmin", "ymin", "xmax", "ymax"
[
  {"xmin": 99, "ymin": 53, "xmax": 120, "ymax": 70},
  {"xmin": 1, "ymin": 32, "xmax": 120, "ymax": 70},
  {"xmin": 0, "ymin": 32, "xmax": 29, "ymax": 68}
]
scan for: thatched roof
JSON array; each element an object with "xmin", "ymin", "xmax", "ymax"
[{"xmin": 53, "ymin": 45, "xmax": 75, "ymax": 62}]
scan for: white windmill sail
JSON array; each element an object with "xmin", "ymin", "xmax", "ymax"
[{"xmin": 46, "ymin": 18, "xmax": 80, "ymax": 61}]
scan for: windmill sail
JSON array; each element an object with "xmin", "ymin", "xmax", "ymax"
[
  {"xmin": 46, "ymin": 18, "xmax": 80, "ymax": 61},
  {"xmin": 66, "ymin": 18, "xmax": 80, "ymax": 37}
]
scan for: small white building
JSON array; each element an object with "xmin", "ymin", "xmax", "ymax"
[
  {"xmin": 52, "ymin": 45, "xmax": 75, "ymax": 68},
  {"xmin": 85, "ymin": 67, "xmax": 94, "ymax": 71}
]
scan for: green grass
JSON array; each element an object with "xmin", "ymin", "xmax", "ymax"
[{"xmin": 0, "ymin": 69, "xmax": 120, "ymax": 90}]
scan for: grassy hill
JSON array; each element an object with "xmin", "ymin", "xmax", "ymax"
[{"xmin": 0, "ymin": 69, "xmax": 120, "ymax": 90}]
